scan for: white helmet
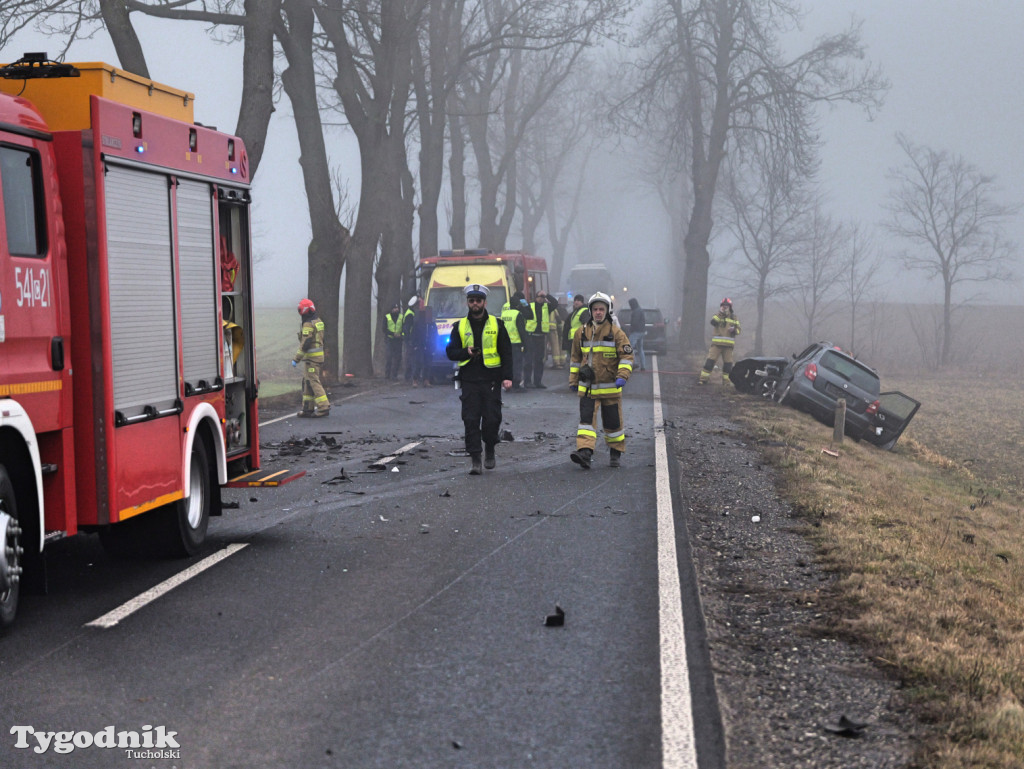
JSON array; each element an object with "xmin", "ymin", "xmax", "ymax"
[{"xmin": 587, "ymin": 292, "xmax": 612, "ymax": 313}]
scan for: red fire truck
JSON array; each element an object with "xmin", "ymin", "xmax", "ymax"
[{"xmin": 0, "ymin": 54, "xmax": 293, "ymax": 628}]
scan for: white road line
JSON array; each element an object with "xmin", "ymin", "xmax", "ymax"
[
  {"xmin": 259, "ymin": 389, "xmax": 369, "ymax": 428},
  {"xmin": 85, "ymin": 543, "xmax": 249, "ymax": 629},
  {"xmin": 370, "ymin": 441, "xmax": 423, "ymax": 468},
  {"xmin": 653, "ymin": 357, "xmax": 699, "ymax": 768}
]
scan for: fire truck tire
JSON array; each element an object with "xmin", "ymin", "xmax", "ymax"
[
  {"xmin": 167, "ymin": 438, "xmax": 213, "ymax": 557},
  {"xmin": 0, "ymin": 465, "xmax": 21, "ymax": 629}
]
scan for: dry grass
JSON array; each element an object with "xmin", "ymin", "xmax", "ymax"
[{"xmin": 729, "ymin": 375, "xmax": 1024, "ymax": 768}]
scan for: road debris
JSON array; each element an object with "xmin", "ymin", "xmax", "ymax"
[
  {"xmin": 544, "ymin": 605, "xmax": 565, "ymax": 627},
  {"xmin": 823, "ymin": 715, "xmax": 868, "ymax": 737}
]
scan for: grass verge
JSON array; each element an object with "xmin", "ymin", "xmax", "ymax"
[{"xmin": 728, "ymin": 379, "xmax": 1024, "ymax": 769}]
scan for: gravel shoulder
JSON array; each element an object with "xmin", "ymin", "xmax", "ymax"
[{"xmin": 657, "ymin": 351, "xmax": 922, "ymax": 769}]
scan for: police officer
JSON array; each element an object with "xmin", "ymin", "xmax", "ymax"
[
  {"xmin": 446, "ymin": 284, "xmax": 513, "ymax": 475},
  {"xmin": 698, "ymin": 297, "xmax": 741, "ymax": 384},
  {"xmin": 500, "ymin": 291, "xmax": 528, "ymax": 391},
  {"xmin": 292, "ymin": 298, "xmax": 330, "ymax": 417},
  {"xmin": 383, "ymin": 301, "xmax": 404, "ymax": 380},
  {"xmin": 524, "ymin": 291, "xmax": 557, "ymax": 388},
  {"xmin": 569, "ymin": 292, "xmax": 633, "ymax": 468}
]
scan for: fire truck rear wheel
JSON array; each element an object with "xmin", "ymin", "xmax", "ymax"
[
  {"xmin": 169, "ymin": 438, "xmax": 213, "ymax": 557},
  {"xmin": 0, "ymin": 465, "xmax": 21, "ymax": 629}
]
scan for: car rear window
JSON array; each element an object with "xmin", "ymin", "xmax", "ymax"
[{"xmin": 818, "ymin": 350, "xmax": 879, "ymax": 395}]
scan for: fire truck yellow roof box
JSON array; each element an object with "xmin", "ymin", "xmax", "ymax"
[{"xmin": 0, "ymin": 53, "xmax": 194, "ymax": 130}]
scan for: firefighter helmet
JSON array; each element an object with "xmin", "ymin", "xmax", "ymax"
[
  {"xmin": 298, "ymin": 298, "xmax": 316, "ymax": 315},
  {"xmin": 720, "ymin": 297, "xmax": 732, "ymax": 307},
  {"xmin": 587, "ymin": 292, "xmax": 612, "ymax": 312}
]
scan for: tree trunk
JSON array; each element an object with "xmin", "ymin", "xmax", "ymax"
[
  {"xmin": 448, "ymin": 100, "xmax": 467, "ymax": 249},
  {"xmin": 232, "ymin": 0, "xmax": 280, "ymax": 177},
  {"xmin": 99, "ymin": 0, "xmax": 149, "ymax": 78},
  {"xmin": 280, "ymin": 0, "xmax": 349, "ymax": 380}
]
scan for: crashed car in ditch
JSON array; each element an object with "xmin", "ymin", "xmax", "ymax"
[{"xmin": 730, "ymin": 342, "xmax": 920, "ymax": 450}]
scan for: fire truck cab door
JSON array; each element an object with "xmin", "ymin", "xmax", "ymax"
[{"xmin": 0, "ymin": 140, "xmax": 65, "ymax": 433}]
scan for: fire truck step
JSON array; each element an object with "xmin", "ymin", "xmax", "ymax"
[{"xmin": 225, "ymin": 468, "xmax": 306, "ymax": 488}]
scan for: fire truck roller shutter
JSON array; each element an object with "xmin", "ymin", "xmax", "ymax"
[
  {"xmin": 104, "ymin": 164, "xmax": 178, "ymax": 417},
  {"xmin": 176, "ymin": 180, "xmax": 219, "ymax": 390}
]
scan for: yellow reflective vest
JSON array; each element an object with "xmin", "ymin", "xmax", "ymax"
[{"xmin": 458, "ymin": 315, "xmax": 500, "ymax": 368}]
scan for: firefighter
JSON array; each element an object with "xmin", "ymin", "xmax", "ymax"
[
  {"xmin": 500, "ymin": 291, "xmax": 528, "ymax": 391},
  {"xmin": 563, "ymin": 294, "xmax": 587, "ymax": 369},
  {"xmin": 383, "ymin": 301, "xmax": 404, "ymax": 380},
  {"xmin": 569, "ymin": 292, "xmax": 634, "ymax": 469},
  {"xmin": 446, "ymin": 284, "xmax": 513, "ymax": 475},
  {"xmin": 292, "ymin": 298, "xmax": 330, "ymax": 417},
  {"xmin": 699, "ymin": 297, "xmax": 741, "ymax": 384}
]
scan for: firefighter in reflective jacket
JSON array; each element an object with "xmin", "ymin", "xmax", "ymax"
[
  {"xmin": 699, "ymin": 297, "xmax": 741, "ymax": 384},
  {"xmin": 569, "ymin": 292, "xmax": 633, "ymax": 469},
  {"xmin": 293, "ymin": 298, "xmax": 330, "ymax": 416}
]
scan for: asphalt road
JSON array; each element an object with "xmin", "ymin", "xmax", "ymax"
[{"xmin": 0, "ymin": 359, "xmax": 725, "ymax": 769}]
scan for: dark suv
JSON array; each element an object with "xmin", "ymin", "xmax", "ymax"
[
  {"xmin": 616, "ymin": 307, "xmax": 668, "ymax": 355},
  {"xmin": 730, "ymin": 342, "xmax": 920, "ymax": 450}
]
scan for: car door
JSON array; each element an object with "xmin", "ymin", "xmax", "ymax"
[{"xmin": 865, "ymin": 391, "xmax": 921, "ymax": 450}]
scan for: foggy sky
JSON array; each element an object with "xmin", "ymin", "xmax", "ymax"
[{"xmin": 7, "ymin": 0, "xmax": 1023, "ymax": 310}]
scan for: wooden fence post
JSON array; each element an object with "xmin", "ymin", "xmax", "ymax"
[{"xmin": 833, "ymin": 398, "xmax": 846, "ymax": 445}]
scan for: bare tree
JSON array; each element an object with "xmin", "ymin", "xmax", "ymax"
[
  {"xmin": 790, "ymin": 204, "xmax": 845, "ymax": 345},
  {"xmin": 722, "ymin": 154, "xmax": 807, "ymax": 355},
  {"xmin": 885, "ymin": 133, "xmax": 1018, "ymax": 368},
  {"xmin": 838, "ymin": 221, "xmax": 884, "ymax": 356},
  {"xmin": 459, "ymin": 0, "xmax": 620, "ymax": 251},
  {"xmin": 621, "ymin": 0, "xmax": 886, "ymax": 350},
  {"xmin": 316, "ymin": 0, "xmax": 424, "ymax": 376}
]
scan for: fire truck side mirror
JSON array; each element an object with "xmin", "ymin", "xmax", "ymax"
[{"xmin": 51, "ymin": 336, "xmax": 65, "ymax": 371}]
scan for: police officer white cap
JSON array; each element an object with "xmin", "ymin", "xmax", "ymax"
[{"xmin": 464, "ymin": 284, "xmax": 489, "ymax": 298}]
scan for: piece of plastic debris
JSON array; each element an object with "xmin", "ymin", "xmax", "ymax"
[
  {"xmin": 379, "ymin": 515, "xmax": 389, "ymax": 522},
  {"xmin": 391, "ymin": 467, "xmax": 399, "ymax": 473},
  {"xmin": 751, "ymin": 515, "xmax": 761, "ymax": 523},
  {"xmin": 544, "ymin": 605, "xmax": 565, "ymax": 627},
  {"xmin": 439, "ymin": 489, "xmax": 451, "ymax": 497},
  {"xmin": 823, "ymin": 715, "xmax": 868, "ymax": 737}
]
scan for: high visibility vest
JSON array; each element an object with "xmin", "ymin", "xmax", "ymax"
[
  {"xmin": 458, "ymin": 315, "xmax": 500, "ymax": 368},
  {"xmin": 386, "ymin": 313, "xmax": 403, "ymax": 337},
  {"xmin": 402, "ymin": 308, "xmax": 415, "ymax": 336},
  {"xmin": 568, "ymin": 306, "xmax": 586, "ymax": 341},
  {"xmin": 525, "ymin": 302, "xmax": 550, "ymax": 334},
  {"xmin": 501, "ymin": 303, "xmax": 522, "ymax": 344}
]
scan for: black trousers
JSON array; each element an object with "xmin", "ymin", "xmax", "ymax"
[
  {"xmin": 524, "ymin": 334, "xmax": 547, "ymax": 386},
  {"xmin": 385, "ymin": 338, "xmax": 403, "ymax": 379},
  {"xmin": 510, "ymin": 344, "xmax": 524, "ymax": 387},
  {"xmin": 460, "ymin": 379, "xmax": 503, "ymax": 455}
]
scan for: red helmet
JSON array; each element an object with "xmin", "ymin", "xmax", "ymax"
[{"xmin": 298, "ymin": 298, "xmax": 316, "ymax": 315}]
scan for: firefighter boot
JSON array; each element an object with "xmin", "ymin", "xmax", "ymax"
[
  {"xmin": 297, "ymin": 410, "xmax": 315, "ymax": 418},
  {"xmin": 470, "ymin": 454, "xmax": 483, "ymax": 475},
  {"xmin": 570, "ymin": 447, "xmax": 593, "ymax": 470},
  {"xmin": 314, "ymin": 407, "xmax": 331, "ymax": 418},
  {"xmin": 698, "ymin": 358, "xmax": 715, "ymax": 385},
  {"xmin": 609, "ymin": 449, "xmax": 622, "ymax": 468},
  {"xmin": 484, "ymin": 445, "xmax": 496, "ymax": 470}
]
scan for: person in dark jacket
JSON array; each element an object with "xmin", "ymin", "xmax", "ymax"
[
  {"xmin": 627, "ymin": 297, "xmax": 647, "ymax": 372},
  {"xmin": 446, "ymin": 284, "xmax": 513, "ymax": 475}
]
